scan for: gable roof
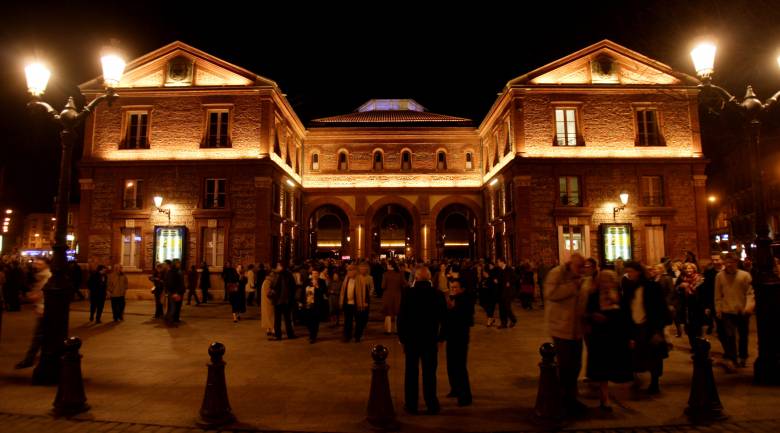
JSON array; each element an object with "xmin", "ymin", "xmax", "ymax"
[
  {"xmin": 506, "ymin": 39, "xmax": 699, "ymax": 87},
  {"xmin": 79, "ymin": 40, "xmax": 279, "ymax": 90}
]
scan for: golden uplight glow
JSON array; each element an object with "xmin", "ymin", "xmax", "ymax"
[
  {"xmin": 126, "ymin": 181, "xmax": 134, "ymax": 188},
  {"xmin": 708, "ymin": 195, "xmax": 717, "ymax": 203},
  {"xmin": 316, "ymin": 241, "xmax": 342, "ymax": 248},
  {"xmin": 5, "ymin": 209, "xmax": 12, "ymax": 214},
  {"xmin": 691, "ymin": 42, "xmax": 717, "ymax": 77},
  {"xmin": 34, "ymin": 233, "xmax": 40, "ymax": 237},
  {"xmin": 25, "ymin": 62, "xmax": 51, "ymax": 96},
  {"xmin": 304, "ymin": 174, "xmax": 481, "ymax": 189},
  {"xmin": 380, "ymin": 242, "xmax": 406, "ymax": 248},
  {"xmin": 444, "ymin": 242, "xmax": 470, "ymax": 247}
]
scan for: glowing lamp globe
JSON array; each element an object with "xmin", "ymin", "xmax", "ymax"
[
  {"xmin": 25, "ymin": 62, "xmax": 51, "ymax": 97},
  {"xmin": 691, "ymin": 42, "xmax": 717, "ymax": 78},
  {"xmin": 619, "ymin": 191, "xmax": 629, "ymax": 206},
  {"xmin": 101, "ymin": 54, "xmax": 126, "ymax": 87},
  {"xmin": 153, "ymin": 196, "xmax": 163, "ymax": 208}
]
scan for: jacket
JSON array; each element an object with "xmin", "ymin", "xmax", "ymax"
[
  {"xmin": 107, "ymin": 272, "xmax": 129, "ymax": 298},
  {"xmin": 339, "ymin": 275, "xmax": 370, "ymax": 311},
  {"xmin": 715, "ymin": 269, "xmax": 755, "ymax": 315},
  {"xmin": 398, "ymin": 280, "xmax": 447, "ymax": 346},
  {"xmin": 543, "ymin": 264, "xmax": 588, "ymax": 340}
]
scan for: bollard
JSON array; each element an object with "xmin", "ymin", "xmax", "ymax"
[
  {"xmin": 532, "ymin": 342, "xmax": 563, "ymax": 428},
  {"xmin": 366, "ymin": 344, "xmax": 399, "ymax": 431},
  {"xmin": 196, "ymin": 342, "xmax": 236, "ymax": 428},
  {"xmin": 52, "ymin": 337, "xmax": 90, "ymax": 416},
  {"xmin": 685, "ymin": 338, "xmax": 728, "ymax": 423}
]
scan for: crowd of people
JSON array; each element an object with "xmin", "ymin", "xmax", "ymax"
[{"xmin": 0, "ymin": 249, "xmax": 756, "ymax": 417}]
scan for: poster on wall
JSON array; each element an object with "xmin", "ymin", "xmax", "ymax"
[
  {"xmin": 153, "ymin": 226, "xmax": 187, "ymax": 266},
  {"xmin": 600, "ymin": 223, "xmax": 632, "ymax": 264}
]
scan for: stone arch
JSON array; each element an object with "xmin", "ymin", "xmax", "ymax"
[
  {"xmin": 302, "ymin": 197, "xmax": 357, "ymax": 257},
  {"xmin": 364, "ymin": 195, "xmax": 421, "ymax": 259},
  {"xmin": 430, "ymin": 196, "xmax": 483, "ymax": 259}
]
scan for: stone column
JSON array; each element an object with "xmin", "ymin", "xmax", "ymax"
[
  {"xmin": 77, "ymin": 179, "xmax": 94, "ymax": 263},
  {"xmin": 693, "ymin": 174, "xmax": 710, "ymax": 258},
  {"xmin": 513, "ymin": 175, "xmax": 533, "ymax": 261},
  {"xmin": 254, "ymin": 177, "xmax": 273, "ymax": 265}
]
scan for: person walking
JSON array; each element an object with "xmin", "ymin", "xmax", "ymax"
[
  {"xmin": 584, "ymin": 270, "xmax": 633, "ymax": 411},
  {"xmin": 221, "ymin": 261, "xmax": 236, "ymax": 302},
  {"xmin": 381, "ymin": 260, "xmax": 407, "ymax": 334},
  {"xmin": 543, "ymin": 253, "xmax": 588, "ymax": 417},
  {"xmin": 340, "ymin": 264, "xmax": 368, "ymax": 342},
  {"xmin": 481, "ymin": 262, "xmax": 499, "ymax": 327},
  {"xmin": 149, "ymin": 263, "xmax": 166, "ymax": 318},
  {"xmin": 398, "ymin": 265, "xmax": 447, "ymax": 415},
  {"xmin": 107, "ymin": 264, "xmax": 128, "ymax": 321},
  {"xmin": 87, "ymin": 265, "xmax": 108, "ymax": 323},
  {"xmin": 164, "ymin": 260, "xmax": 185, "ymax": 324},
  {"xmin": 444, "ymin": 277, "xmax": 474, "ymax": 407},
  {"xmin": 260, "ymin": 271, "xmax": 277, "ymax": 336},
  {"xmin": 301, "ymin": 269, "xmax": 328, "ymax": 343},
  {"xmin": 327, "ymin": 271, "xmax": 341, "ymax": 326},
  {"xmin": 199, "ymin": 261, "xmax": 211, "ymax": 303},
  {"xmin": 269, "ymin": 262, "xmax": 297, "ymax": 340},
  {"xmin": 715, "ymin": 253, "xmax": 755, "ymax": 369},
  {"xmin": 186, "ymin": 265, "xmax": 200, "ymax": 305},
  {"xmin": 678, "ymin": 262, "xmax": 706, "ymax": 351},
  {"xmin": 225, "ymin": 264, "xmax": 244, "ymax": 322},
  {"xmin": 14, "ymin": 259, "xmax": 51, "ymax": 369},
  {"xmin": 246, "ymin": 264, "xmax": 257, "ymax": 307},
  {"xmin": 496, "ymin": 258, "xmax": 517, "ymax": 329}
]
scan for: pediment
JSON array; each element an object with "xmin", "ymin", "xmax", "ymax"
[
  {"xmin": 508, "ymin": 40, "xmax": 699, "ymax": 87},
  {"xmin": 80, "ymin": 41, "xmax": 277, "ymax": 90}
]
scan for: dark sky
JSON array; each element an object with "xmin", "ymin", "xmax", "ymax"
[{"xmin": 1, "ymin": 0, "xmax": 780, "ymax": 213}]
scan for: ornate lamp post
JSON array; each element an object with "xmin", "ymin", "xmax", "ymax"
[
  {"xmin": 690, "ymin": 41, "xmax": 780, "ymax": 384},
  {"xmin": 25, "ymin": 52, "xmax": 125, "ymax": 385},
  {"xmin": 612, "ymin": 191, "xmax": 629, "ymax": 221},
  {"xmin": 154, "ymin": 195, "xmax": 171, "ymax": 224}
]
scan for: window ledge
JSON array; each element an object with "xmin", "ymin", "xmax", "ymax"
[
  {"xmin": 552, "ymin": 206, "xmax": 593, "ymax": 217},
  {"xmin": 193, "ymin": 209, "xmax": 234, "ymax": 219},
  {"xmin": 112, "ymin": 210, "xmax": 150, "ymax": 219},
  {"xmin": 635, "ymin": 206, "xmax": 676, "ymax": 217}
]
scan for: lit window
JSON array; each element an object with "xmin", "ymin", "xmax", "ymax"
[
  {"xmin": 437, "ymin": 151, "xmax": 447, "ymax": 170},
  {"xmin": 120, "ymin": 227, "xmax": 141, "ymax": 268},
  {"xmin": 123, "ymin": 179, "xmax": 143, "ymax": 209},
  {"xmin": 373, "ymin": 151, "xmax": 383, "ymax": 171},
  {"xmin": 311, "ymin": 153, "xmax": 319, "ymax": 171},
  {"xmin": 204, "ymin": 110, "xmax": 230, "ymax": 148},
  {"xmin": 555, "ymin": 108, "xmax": 578, "ymax": 146},
  {"xmin": 559, "ymin": 176, "xmax": 581, "ymax": 206},
  {"xmin": 122, "ymin": 112, "xmax": 149, "ymax": 149},
  {"xmin": 465, "ymin": 152, "xmax": 473, "ymax": 170},
  {"xmin": 202, "ymin": 227, "xmax": 225, "ymax": 267},
  {"xmin": 636, "ymin": 109, "xmax": 663, "ymax": 146},
  {"xmin": 401, "ymin": 151, "xmax": 412, "ymax": 171},
  {"xmin": 338, "ymin": 152, "xmax": 349, "ymax": 171},
  {"xmin": 204, "ymin": 179, "xmax": 226, "ymax": 209},
  {"xmin": 641, "ymin": 176, "xmax": 664, "ymax": 206}
]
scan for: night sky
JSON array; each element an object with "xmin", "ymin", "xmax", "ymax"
[{"xmin": 1, "ymin": 0, "xmax": 780, "ymax": 213}]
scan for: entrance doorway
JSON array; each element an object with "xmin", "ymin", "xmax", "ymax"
[
  {"xmin": 370, "ymin": 204, "xmax": 414, "ymax": 259},
  {"xmin": 436, "ymin": 204, "xmax": 477, "ymax": 259},
  {"xmin": 309, "ymin": 205, "xmax": 350, "ymax": 259}
]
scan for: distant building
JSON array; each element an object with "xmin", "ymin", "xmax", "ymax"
[
  {"xmin": 20, "ymin": 208, "xmax": 79, "ymax": 260},
  {"xmin": 77, "ymin": 40, "xmax": 708, "ymax": 290}
]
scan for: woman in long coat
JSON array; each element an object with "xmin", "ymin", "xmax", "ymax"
[
  {"xmin": 227, "ymin": 264, "xmax": 244, "ymax": 322},
  {"xmin": 381, "ymin": 260, "xmax": 407, "ymax": 334},
  {"xmin": 260, "ymin": 272, "xmax": 277, "ymax": 336}
]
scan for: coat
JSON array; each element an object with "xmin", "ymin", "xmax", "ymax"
[
  {"xmin": 199, "ymin": 266, "xmax": 211, "ymax": 290},
  {"xmin": 398, "ymin": 280, "xmax": 447, "ymax": 347},
  {"xmin": 107, "ymin": 272, "xmax": 129, "ymax": 298},
  {"xmin": 620, "ymin": 277, "xmax": 670, "ymax": 372},
  {"xmin": 300, "ymin": 278, "xmax": 328, "ymax": 320},
  {"xmin": 260, "ymin": 276, "xmax": 275, "ymax": 329},
  {"xmin": 543, "ymin": 264, "xmax": 588, "ymax": 340},
  {"xmin": 381, "ymin": 270, "xmax": 407, "ymax": 316},
  {"xmin": 339, "ymin": 275, "xmax": 369, "ymax": 311},
  {"xmin": 270, "ymin": 270, "xmax": 296, "ymax": 306}
]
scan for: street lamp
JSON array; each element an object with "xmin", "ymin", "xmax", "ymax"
[
  {"xmin": 154, "ymin": 195, "xmax": 171, "ymax": 224},
  {"xmin": 690, "ymin": 41, "xmax": 780, "ymax": 384},
  {"xmin": 612, "ymin": 191, "xmax": 629, "ymax": 221},
  {"xmin": 25, "ymin": 50, "xmax": 125, "ymax": 385}
]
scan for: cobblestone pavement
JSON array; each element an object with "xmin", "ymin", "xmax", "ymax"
[{"xmin": 0, "ymin": 299, "xmax": 777, "ymax": 433}]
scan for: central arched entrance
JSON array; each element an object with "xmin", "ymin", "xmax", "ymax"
[
  {"xmin": 308, "ymin": 205, "xmax": 350, "ymax": 259},
  {"xmin": 436, "ymin": 203, "xmax": 478, "ymax": 259},
  {"xmin": 370, "ymin": 204, "xmax": 414, "ymax": 259}
]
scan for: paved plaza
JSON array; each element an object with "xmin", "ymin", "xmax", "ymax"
[{"xmin": 0, "ymin": 299, "xmax": 778, "ymax": 433}]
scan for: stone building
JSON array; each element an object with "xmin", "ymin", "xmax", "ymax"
[{"xmin": 77, "ymin": 40, "xmax": 708, "ymax": 291}]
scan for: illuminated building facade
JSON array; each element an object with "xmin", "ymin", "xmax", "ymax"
[{"xmin": 78, "ymin": 40, "xmax": 708, "ymax": 289}]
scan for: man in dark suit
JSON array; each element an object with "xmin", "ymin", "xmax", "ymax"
[
  {"xmin": 444, "ymin": 277, "xmax": 474, "ymax": 406},
  {"xmin": 496, "ymin": 258, "xmax": 517, "ymax": 328},
  {"xmin": 398, "ymin": 265, "xmax": 447, "ymax": 415},
  {"xmin": 270, "ymin": 262, "xmax": 297, "ymax": 340},
  {"xmin": 164, "ymin": 259, "xmax": 185, "ymax": 324}
]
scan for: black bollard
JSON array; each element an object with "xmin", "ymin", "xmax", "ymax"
[
  {"xmin": 196, "ymin": 342, "xmax": 236, "ymax": 428},
  {"xmin": 52, "ymin": 337, "xmax": 90, "ymax": 416},
  {"xmin": 685, "ymin": 338, "xmax": 727, "ymax": 423},
  {"xmin": 366, "ymin": 344, "xmax": 399, "ymax": 431},
  {"xmin": 532, "ymin": 342, "xmax": 563, "ymax": 428}
]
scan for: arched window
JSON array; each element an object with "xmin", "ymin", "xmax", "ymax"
[
  {"xmin": 373, "ymin": 150, "xmax": 383, "ymax": 171},
  {"xmin": 338, "ymin": 151, "xmax": 349, "ymax": 171},
  {"xmin": 465, "ymin": 152, "xmax": 473, "ymax": 170},
  {"xmin": 437, "ymin": 151, "xmax": 447, "ymax": 170},
  {"xmin": 401, "ymin": 150, "xmax": 412, "ymax": 171},
  {"xmin": 311, "ymin": 153, "xmax": 319, "ymax": 171}
]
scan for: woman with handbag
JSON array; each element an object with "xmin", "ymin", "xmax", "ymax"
[{"xmin": 225, "ymin": 264, "xmax": 243, "ymax": 322}]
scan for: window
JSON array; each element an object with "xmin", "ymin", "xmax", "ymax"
[
  {"xmin": 558, "ymin": 176, "xmax": 581, "ymax": 206},
  {"xmin": 122, "ymin": 112, "xmax": 149, "ymax": 149},
  {"xmin": 120, "ymin": 227, "xmax": 141, "ymax": 268},
  {"xmin": 338, "ymin": 152, "xmax": 349, "ymax": 171},
  {"xmin": 641, "ymin": 175, "xmax": 664, "ymax": 206},
  {"xmin": 401, "ymin": 151, "xmax": 412, "ymax": 171},
  {"xmin": 123, "ymin": 180, "xmax": 143, "ymax": 209},
  {"xmin": 202, "ymin": 227, "xmax": 225, "ymax": 267},
  {"xmin": 437, "ymin": 151, "xmax": 447, "ymax": 170},
  {"xmin": 465, "ymin": 152, "xmax": 473, "ymax": 170},
  {"xmin": 636, "ymin": 109, "xmax": 662, "ymax": 146},
  {"xmin": 373, "ymin": 151, "xmax": 383, "ymax": 171},
  {"xmin": 645, "ymin": 225, "xmax": 665, "ymax": 264},
  {"xmin": 558, "ymin": 224, "xmax": 590, "ymax": 264},
  {"xmin": 204, "ymin": 179, "xmax": 226, "ymax": 209},
  {"xmin": 204, "ymin": 110, "xmax": 230, "ymax": 148},
  {"xmin": 311, "ymin": 153, "xmax": 319, "ymax": 171},
  {"xmin": 555, "ymin": 108, "xmax": 578, "ymax": 146}
]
